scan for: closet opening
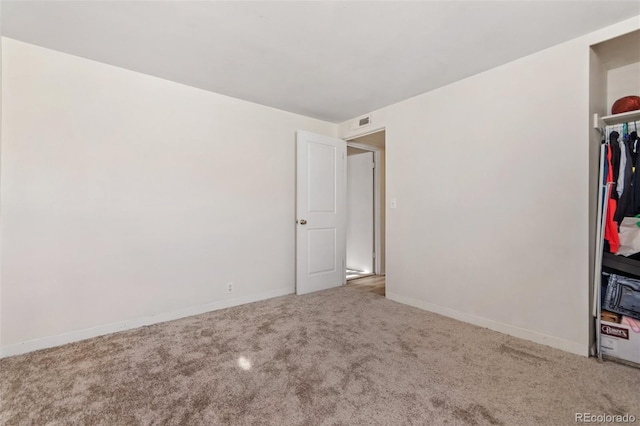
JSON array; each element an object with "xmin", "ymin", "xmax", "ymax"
[
  {"xmin": 345, "ymin": 130, "xmax": 386, "ymax": 297},
  {"xmin": 590, "ymin": 29, "xmax": 640, "ymax": 366}
]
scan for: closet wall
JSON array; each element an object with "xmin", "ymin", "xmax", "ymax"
[
  {"xmin": 591, "ymin": 30, "xmax": 640, "ymax": 114},
  {"xmin": 588, "ymin": 44, "xmax": 608, "ymax": 348},
  {"xmin": 607, "ymin": 63, "xmax": 640, "ymax": 109},
  {"xmin": 338, "ymin": 16, "xmax": 639, "ymax": 357}
]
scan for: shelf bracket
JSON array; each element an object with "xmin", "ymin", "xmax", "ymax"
[{"xmin": 593, "ymin": 113, "xmax": 604, "ymax": 135}]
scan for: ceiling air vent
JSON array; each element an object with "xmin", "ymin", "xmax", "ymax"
[{"xmin": 350, "ymin": 114, "xmax": 372, "ymax": 131}]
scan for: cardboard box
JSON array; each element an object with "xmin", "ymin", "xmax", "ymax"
[{"xmin": 600, "ymin": 315, "xmax": 640, "ymax": 364}]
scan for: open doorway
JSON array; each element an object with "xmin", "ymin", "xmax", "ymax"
[
  {"xmin": 346, "ymin": 146, "xmax": 374, "ymax": 279},
  {"xmin": 345, "ymin": 130, "xmax": 386, "ymax": 295}
]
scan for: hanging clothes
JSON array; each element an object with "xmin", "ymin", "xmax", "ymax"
[
  {"xmin": 630, "ymin": 131, "xmax": 640, "ymax": 216},
  {"xmin": 604, "ymin": 144, "xmax": 620, "ymax": 254},
  {"xmin": 615, "ymin": 139, "xmax": 633, "ymax": 225},
  {"xmin": 610, "ymin": 132, "xmax": 621, "ymax": 201},
  {"xmin": 617, "ymin": 138, "xmax": 627, "ymax": 199},
  {"xmin": 625, "ymin": 131, "xmax": 638, "ymax": 168}
]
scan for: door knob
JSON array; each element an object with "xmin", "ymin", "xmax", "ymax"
[{"xmin": 299, "ymin": 219, "xmax": 307, "ymax": 225}]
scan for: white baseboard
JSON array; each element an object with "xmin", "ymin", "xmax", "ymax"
[
  {"xmin": 386, "ymin": 291, "xmax": 589, "ymax": 357},
  {"xmin": 1, "ymin": 287, "xmax": 294, "ymax": 358}
]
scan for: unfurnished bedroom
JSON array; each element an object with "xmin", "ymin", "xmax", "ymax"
[{"xmin": 1, "ymin": 1, "xmax": 639, "ymax": 424}]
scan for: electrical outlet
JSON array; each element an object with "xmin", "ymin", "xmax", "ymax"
[{"xmin": 226, "ymin": 282, "xmax": 233, "ymax": 293}]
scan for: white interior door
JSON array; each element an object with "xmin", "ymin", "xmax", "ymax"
[
  {"xmin": 347, "ymin": 151, "xmax": 374, "ymax": 273},
  {"xmin": 296, "ymin": 130, "xmax": 346, "ymax": 295}
]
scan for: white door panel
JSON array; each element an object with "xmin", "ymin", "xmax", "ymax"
[
  {"xmin": 296, "ymin": 131, "xmax": 346, "ymax": 295},
  {"xmin": 308, "ymin": 228, "xmax": 336, "ymax": 274},
  {"xmin": 308, "ymin": 143, "xmax": 337, "ymax": 213}
]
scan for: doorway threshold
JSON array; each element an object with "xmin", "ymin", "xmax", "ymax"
[{"xmin": 346, "ymin": 269, "xmax": 375, "ymax": 281}]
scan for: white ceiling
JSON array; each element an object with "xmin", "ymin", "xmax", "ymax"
[{"xmin": 2, "ymin": 1, "xmax": 639, "ymax": 123}]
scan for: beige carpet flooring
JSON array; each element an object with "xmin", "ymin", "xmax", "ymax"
[{"xmin": 1, "ymin": 286, "xmax": 639, "ymax": 425}]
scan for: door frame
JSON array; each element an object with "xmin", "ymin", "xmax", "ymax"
[{"xmin": 346, "ymin": 139, "xmax": 382, "ymax": 275}]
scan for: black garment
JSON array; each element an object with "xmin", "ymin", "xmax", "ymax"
[
  {"xmin": 626, "ymin": 131, "xmax": 639, "ymax": 167},
  {"xmin": 614, "ymin": 139, "xmax": 633, "ymax": 225},
  {"xmin": 630, "ymin": 132, "xmax": 640, "ymax": 216},
  {"xmin": 610, "ymin": 131, "xmax": 621, "ymax": 201}
]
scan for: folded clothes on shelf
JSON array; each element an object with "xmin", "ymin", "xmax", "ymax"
[{"xmin": 603, "ymin": 273, "xmax": 640, "ymax": 321}]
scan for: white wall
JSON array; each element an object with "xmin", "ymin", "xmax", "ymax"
[
  {"xmin": 607, "ymin": 62, "xmax": 640, "ymax": 113},
  {"xmin": 0, "ymin": 38, "xmax": 336, "ymax": 355},
  {"xmin": 347, "ymin": 151, "xmax": 374, "ymax": 273},
  {"xmin": 375, "ymin": 148, "xmax": 386, "ymax": 275},
  {"xmin": 339, "ymin": 17, "xmax": 640, "ymax": 356},
  {"xmin": 0, "ymin": 3, "xmax": 3, "ymax": 349}
]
